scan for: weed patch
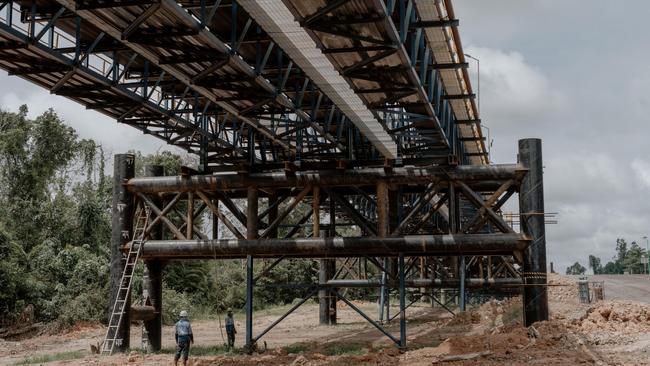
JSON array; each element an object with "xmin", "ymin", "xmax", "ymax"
[{"xmin": 15, "ymin": 350, "xmax": 86, "ymax": 365}]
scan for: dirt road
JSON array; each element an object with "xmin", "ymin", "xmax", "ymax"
[
  {"xmin": 5, "ymin": 274, "xmax": 650, "ymax": 365},
  {"xmin": 590, "ymin": 274, "xmax": 650, "ymax": 303}
]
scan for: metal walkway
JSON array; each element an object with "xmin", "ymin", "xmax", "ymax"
[{"xmin": 0, "ymin": 0, "xmax": 486, "ymax": 170}]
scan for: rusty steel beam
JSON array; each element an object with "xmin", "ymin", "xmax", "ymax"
[
  {"xmin": 138, "ymin": 233, "xmax": 530, "ymax": 259},
  {"xmin": 126, "ymin": 164, "xmax": 524, "ymax": 193}
]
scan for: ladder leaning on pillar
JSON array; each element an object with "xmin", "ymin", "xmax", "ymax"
[{"xmin": 101, "ymin": 205, "xmax": 151, "ymax": 355}]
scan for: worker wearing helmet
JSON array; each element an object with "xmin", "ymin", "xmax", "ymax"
[
  {"xmin": 225, "ymin": 309, "xmax": 237, "ymax": 349},
  {"xmin": 174, "ymin": 310, "xmax": 193, "ymax": 366}
]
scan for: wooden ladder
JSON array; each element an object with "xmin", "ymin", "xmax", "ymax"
[{"xmin": 101, "ymin": 205, "xmax": 150, "ymax": 355}]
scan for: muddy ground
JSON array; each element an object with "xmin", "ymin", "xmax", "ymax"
[{"xmin": 3, "ymin": 274, "xmax": 650, "ymax": 365}]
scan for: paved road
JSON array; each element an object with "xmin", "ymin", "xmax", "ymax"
[{"xmin": 589, "ymin": 274, "xmax": 650, "ymax": 303}]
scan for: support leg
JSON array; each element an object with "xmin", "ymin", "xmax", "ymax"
[
  {"xmin": 245, "ymin": 186, "xmax": 258, "ymax": 351},
  {"xmin": 145, "ymin": 260, "xmax": 163, "ymax": 351},
  {"xmin": 143, "ymin": 164, "xmax": 163, "ymax": 352},
  {"xmin": 519, "ymin": 138, "xmax": 549, "ymax": 326},
  {"xmin": 399, "ymin": 253, "xmax": 406, "ymax": 349},
  {"xmin": 110, "ymin": 154, "xmax": 135, "ymax": 352},
  {"xmin": 459, "ymin": 256, "xmax": 466, "ymax": 312},
  {"xmin": 245, "ymin": 255, "xmax": 254, "ymax": 350}
]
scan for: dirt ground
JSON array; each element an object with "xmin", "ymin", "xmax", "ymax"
[{"xmin": 3, "ymin": 274, "xmax": 650, "ymax": 365}]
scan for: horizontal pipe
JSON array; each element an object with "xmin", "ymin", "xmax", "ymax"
[
  {"xmin": 324, "ymin": 278, "xmax": 522, "ymax": 288},
  {"xmin": 138, "ymin": 233, "xmax": 529, "ymax": 259},
  {"xmin": 127, "ymin": 164, "xmax": 524, "ymax": 193},
  {"xmin": 130, "ymin": 305, "xmax": 157, "ymax": 321}
]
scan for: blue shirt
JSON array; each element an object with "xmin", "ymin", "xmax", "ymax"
[{"xmin": 175, "ymin": 319, "xmax": 193, "ymax": 342}]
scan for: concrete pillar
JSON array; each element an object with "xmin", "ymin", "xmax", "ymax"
[
  {"xmin": 519, "ymin": 138, "xmax": 549, "ymax": 326},
  {"xmin": 143, "ymin": 164, "xmax": 163, "ymax": 352},
  {"xmin": 110, "ymin": 154, "xmax": 135, "ymax": 352}
]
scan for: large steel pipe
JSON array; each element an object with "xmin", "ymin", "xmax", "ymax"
[
  {"xmin": 126, "ymin": 164, "xmax": 524, "ymax": 193},
  {"xmin": 325, "ymin": 278, "xmax": 523, "ymax": 288},
  {"xmin": 139, "ymin": 233, "xmax": 529, "ymax": 259}
]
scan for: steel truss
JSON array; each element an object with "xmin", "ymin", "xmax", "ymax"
[
  {"xmin": 0, "ymin": 0, "xmax": 546, "ymax": 354},
  {"xmin": 0, "ymin": 0, "xmax": 487, "ymax": 170},
  {"xmin": 108, "ymin": 139, "xmax": 547, "ymax": 352}
]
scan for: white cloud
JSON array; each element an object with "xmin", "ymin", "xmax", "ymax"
[
  {"xmin": 631, "ymin": 159, "xmax": 650, "ymax": 189},
  {"xmin": 0, "ymin": 72, "xmax": 182, "ymax": 157},
  {"xmin": 465, "ymin": 46, "xmax": 565, "ymax": 124}
]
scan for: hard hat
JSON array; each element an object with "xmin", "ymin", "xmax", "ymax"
[
  {"xmin": 227, "ymin": 308, "xmax": 233, "ymax": 313},
  {"xmin": 180, "ymin": 310, "xmax": 188, "ymax": 317}
]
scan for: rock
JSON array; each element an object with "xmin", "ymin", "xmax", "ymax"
[{"xmin": 291, "ymin": 355, "xmax": 307, "ymax": 365}]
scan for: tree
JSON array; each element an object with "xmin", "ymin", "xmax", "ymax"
[
  {"xmin": 566, "ymin": 262, "xmax": 586, "ymax": 275},
  {"xmin": 588, "ymin": 255, "xmax": 603, "ymax": 274},
  {"xmin": 602, "ymin": 261, "xmax": 621, "ymax": 274},
  {"xmin": 621, "ymin": 241, "xmax": 646, "ymax": 274},
  {"xmin": 0, "ymin": 106, "xmax": 109, "ymax": 325}
]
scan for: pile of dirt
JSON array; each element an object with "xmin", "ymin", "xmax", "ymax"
[
  {"xmin": 446, "ymin": 310, "xmax": 481, "ymax": 326},
  {"xmin": 399, "ymin": 321, "xmax": 595, "ymax": 365},
  {"xmin": 547, "ymin": 273, "xmax": 579, "ymax": 302},
  {"xmin": 572, "ymin": 301, "xmax": 650, "ymax": 333},
  {"xmin": 446, "ymin": 297, "xmax": 522, "ymax": 330}
]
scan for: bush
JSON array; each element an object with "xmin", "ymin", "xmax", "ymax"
[{"xmin": 162, "ymin": 287, "xmax": 193, "ymax": 325}]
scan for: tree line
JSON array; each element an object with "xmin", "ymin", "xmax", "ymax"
[
  {"xmin": 0, "ymin": 106, "xmax": 320, "ymax": 328},
  {"xmin": 565, "ymin": 238, "xmax": 648, "ymax": 275}
]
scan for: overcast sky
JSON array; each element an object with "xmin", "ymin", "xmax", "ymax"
[
  {"xmin": 454, "ymin": 0, "xmax": 650, "ymax": 271},
  {"xmin": 0, "ymin": 1, "xmax": 645, "ymax": 272}
]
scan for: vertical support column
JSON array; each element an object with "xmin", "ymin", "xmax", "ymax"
[
  {"xmin": 212, "ymin": 198, "xmax": 219, "ymax": 240},
  {"xmin": 267, "ymin": 193, "xmax": 278, "ymax": 239},
  {"xmin": 313, "ymin": 187, "xmax": 320, "ymax": 238},
  {"xmin": 519, "ymin": 138, "xmax": 548, "ymax": 326},
  {"xmin": 320, "ymin": 188, "xmax": 337, "ymax": 324},
  {"xmin": 448, "ymin": 181, "xmax": 464, "ymax": 311},
  {"xmin": 186, "ymin": 192, "xmax": 194, "ymax": 239},
  {"xmin": 245, "ymin": 186, "xmax": 258, "ymax": 350},
  {"xmin": 143, "ymin": 164, "xmax": 163, "ymax": 352},
  {"xmin": 316, "ymin": 187, "xmax": 328, "ymax": 325},
  {"xmin": 398, "ymin": 253, "xmax": 406, "ymax": 349},
  {"xmin": 327, "ymin": 258, "xmax": 336, "ymax": 325},
  {"xmin": 377, "ymin": 181, "xmax": 389, "ymax": 322},
  {"xmin": 459, "ymin": 256, "xmax": 466, "ymax": 312},
  {"xmin": 110, "ymin": 154, "xmax": 135, "ymax": 352}
]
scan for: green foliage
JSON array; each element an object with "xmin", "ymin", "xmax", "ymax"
[
  {"xmin": 0, "ymin": 225, "xmax": 33, "ymax": 323},
  {"xmin": 602, "ymin": 261, "xmax": 620, "ymax": 274},
  {"xmin": 323, "ymin": 343, "xmax": 365, "ymax": 356},
  {"xmin": 595, "ymin": 238, "xmax": 648, "ymax": 275},
  {"xmin": 588, "ymin": 255, "xmax": 603, "ymax": 274},
  {"xmin": 565, "ymin": 262, "xmax": 586, "ymax": 275},
  {"xmin": 0, "ymin": 105, "xmax": 329, "ymax": 328},
  {"xmin": 133, "ymin": 150, "xmax": 195, "ymax": 177},
  {"xmin": 162, "ymin": 287, "xmax": 193, "ymax": 325},
  {"xmin": 14, "ymin": 350, "xmax": 86, "ymax": 365},
  {"xmin": 0, "ymin": 106, "xmax": 109, "ymax": 325},
  {"xmin": 284, "ymin": 343, "xmax": 310, "ymax": 354}
]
